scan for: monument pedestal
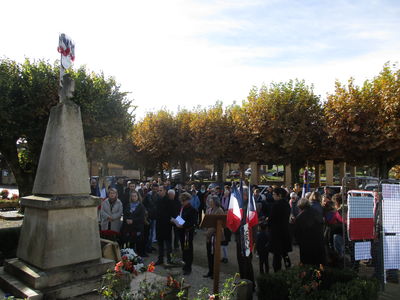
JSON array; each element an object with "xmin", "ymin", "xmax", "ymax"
[{"xmin": 0, "ymin": 195, "xmax": 114, "ymax": 299}]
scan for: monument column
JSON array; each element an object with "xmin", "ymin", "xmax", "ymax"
[{"xmin": 0, "ymin": 37, "xmax": 114, "ymax": 299}]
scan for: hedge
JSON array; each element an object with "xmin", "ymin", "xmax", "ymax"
[{"xmin": 257, "ymin": 265, "xmax": 379, "ymax": 300}]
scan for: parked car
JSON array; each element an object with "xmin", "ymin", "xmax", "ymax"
[
  {"xmin": 170, "ymin": 171, "xmax": 190, "ymax": 182},
  {"xmin": 245, "ymin": 168, "xmax": 267, "ymax": 177},
  {"xmin": 316, "ymin": 186, "xmax": 342, "ymax": 196},
  {"xmin": 271, "ymin": 171, "xmax": 284, "ymax": 177},
  {"xmin": 229, "ymin": 170, "xmax": 240, "ymax": 178},
  {"xmin": 193, "ymin": 170, "xmax": 211, "ymax": 180}
]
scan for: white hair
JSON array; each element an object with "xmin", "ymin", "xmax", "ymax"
[{"xmin": 168, "ymin": 189, "xmax": 176, "ymax": 196}]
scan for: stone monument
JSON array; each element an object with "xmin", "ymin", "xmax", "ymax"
[{"xmin": 0, "ymin": 34, "xmax": 114, "ymax": 299}]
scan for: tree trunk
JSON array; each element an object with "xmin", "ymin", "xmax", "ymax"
[
  {"xmin": 239, "ymin": 163, "xmax": 246, "ymax": 180},
  {"xmin": 215, "ymin": 160, "xmax": 224, "ymax": 184},
  {"xmin": 378, "ymin": 158, "xmax": 393, "ymax": 179},
  {"xmin": 1, "ymin": 142, "xmax": 35, "ymax": 197},
  {"xmin": 180, "ymin": 160, "xmax": 187, "ymax": 185},
  {"xmin": 291, "ymin": 161, "xmax": 301, "ymax": 185}
]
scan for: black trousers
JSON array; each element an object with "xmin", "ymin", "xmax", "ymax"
[
  {"xmin": 235, "ymin": 240, "xmax": 254, "ymax": 287},
  {"xmin": 179, "ymin": 229, "xmax": 194, "ymax": 271},
  {"xmin": 272, "ymin": 252, "xmax": 291, "ymax": 272},
  {"xmin": 157, "ymin": 232, "xmax": 172, "ymax": 262},
  {"xmin": 206, "ymin": 241, "xmax": 214, "ymax": 275},
  {"xmin": 259, "ymin": 251, "xmax": 269, "ymax": 274}
]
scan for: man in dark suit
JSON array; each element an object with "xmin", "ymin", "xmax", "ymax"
[{"xmin": 154, "ymin": 185, "xmax": 175, "ymax": 265}]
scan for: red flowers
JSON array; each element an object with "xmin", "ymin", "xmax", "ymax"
[
  {"xmin": 147, "ymin": 262, "xmax": 155, "ymax": 273},
  {"xmin": 114, "ymin": 261, "xmax": 124, "ymax": 273}
]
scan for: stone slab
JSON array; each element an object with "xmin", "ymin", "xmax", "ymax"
[
  {"xmin": 43, "ymin": 276, "xmax": 101, "ymax": 299},
  {"xmin": 0, "ymin": 267, "xmax": 42, "ymax": 299},
  {"xmin": 4, "ymin": 258, "xmax": 114, "ymax": 290},
  {"xmin": 32, "ymin": 102, "xmax": 90, "ymax": 196},
  {"xmin": 21, "ymin": 195, "xmax": 100, "ymax": 210},
  {"xmin": 17, "ymin": 205, "xmax": 101, "ymax": 269},
  {"xmin": 0, "ymin": 211, "xmax": 23, "ymax": 220}
]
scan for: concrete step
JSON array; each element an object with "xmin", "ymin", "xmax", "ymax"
[
  {"xmin": 0, "ymin": 267, "xmax": 42, "ymax": 299},
  {"xmin": 4, "ymin": 258, "xmax": 114, "ymax": 289}
]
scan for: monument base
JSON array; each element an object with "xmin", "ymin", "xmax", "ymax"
[
  {"xmin": 0, "ymin": 258, "xmax": 114, "ymax": 299},
  {"xmin": 17, "ymin": 195, "xmax": 102, "ymax": 269}
]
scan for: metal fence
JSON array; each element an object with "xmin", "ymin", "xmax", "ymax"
[{"xmin": 340, "ymin": 176, "xmax": 399, "ymax": 290}]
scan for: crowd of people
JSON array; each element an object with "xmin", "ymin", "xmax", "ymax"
[{"xmin": 90, "ymin": 177, "xmax": 347, "ymax": 287}]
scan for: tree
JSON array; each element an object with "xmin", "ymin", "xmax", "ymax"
[
  {"xmin": 325, "ymin": 63, "xmax": 400, "ymax": 178},
  {"xmin": 175, "ymin": 109, "xmax": 196, "ymax": 182},
  {"xmin": 244, "ymin": 81, "xmax": 325, "ymax": 183},
  {"xmin": 132, "ymin": 110, "xmax": 177, "ymax": 179},
  {"xmin": 190, "ymin": 102, "xmax": 233, "ymax": 183},
  {"xmin": 0, "ymin": 58, "xmax": 134, "ymax": 196}
]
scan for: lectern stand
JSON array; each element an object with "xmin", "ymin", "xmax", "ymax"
[{"xmin": 201, "ymin": 213, "xmax": 227, "ymax": 297}]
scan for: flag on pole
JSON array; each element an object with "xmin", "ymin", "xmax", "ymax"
[
  {"xmin": 58, "ymin": 33, "xmax": 75, "ymax": 69},
  {"xmin": 246, "ymin": 183, "xmax": 259, "ymax": 228},
  {"xmin": 244, "ymin": 182, "xmax": 259, "ymax": 256},
  {"xmin": 226, "ymin": 184, "xmax": 243, "ymax": 232}
]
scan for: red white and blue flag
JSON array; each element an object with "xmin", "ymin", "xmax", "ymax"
[
  {"xmin": 58, "ymin": 33, "xmax": 75, "ymax": 69},
  {"xmin": 246, "ymin": 185, "xmax": 259, "ymax": 228},
  {"xmin": 244, "ymin": 185, "xmax": 259, "ymax": 256},
  {"xmin": 226, "ymin": 184, "xmax": 243, "ymax": 233}
]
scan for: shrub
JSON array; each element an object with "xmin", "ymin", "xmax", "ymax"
[{"xmin": 256, "ymin": 265, "xmax": 379, "ymax": 300}]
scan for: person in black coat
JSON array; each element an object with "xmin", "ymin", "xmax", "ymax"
[
  {"xmin": 154, "ymin": 185, "xmax": 175, "ymax": 265},
  {"xmin": 268, "ymin": 187, "xmax": 292, "ymax": 272},
  {"xmin": 175, "ymin": 192, "xmax": 197, "ymax": 275},
  {"xmin": 294, "ymin": 197, "xmax": 326, "ymax": 266},
  {"xmin": 120, "ymin": 190, "xmax": 146, "ymax": 256},
  {"xmin": 143, "ymin": 183, "xmax": 158, "ymax": 253},
  {"xmin": 256, "ymin": 221, "xmax": 270, "ymax": 274}
]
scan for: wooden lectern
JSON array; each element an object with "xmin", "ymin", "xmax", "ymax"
[{"xmin": 200, "ymin": 213, "xmax": 227, "ymax": 297}]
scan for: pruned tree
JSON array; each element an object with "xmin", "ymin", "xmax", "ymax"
[
  {"xmin": 132, "ymin": 110, "xmax": 177, "ymax": 179},
  {"xmin": 325, "ymin": 63, "xmax": 400, "ymax": 178},
  {"xmin": 0, "ymin": 58, "xmax": 134, "ymax": 196},
  {"xmin": 244, "ymin": 81, "xmax": 325, "ymax": 183}
]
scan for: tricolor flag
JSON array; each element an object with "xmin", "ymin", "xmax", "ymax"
[
  {"xmin": 244, "ymin": 185, "xmax": 259, "ymax": 256},
  {"xmin": 347, "ymin": 191, "xmax": 375, "ymax": 240},
  {"xmin": 246, "ymin": 185, "xmax": 259, "ymax": 228},
  {"xmin": 58, "ymin": 33, "xmax": 75, "ymax": 69},
  {"xmin": 226, "ymin": 184, "xmax": 243, "ymax": 232}
]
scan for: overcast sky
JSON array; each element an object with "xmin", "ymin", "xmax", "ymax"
[{"xmin": 1, "ymin": 0, "xmax": 400, "ymax": 119}]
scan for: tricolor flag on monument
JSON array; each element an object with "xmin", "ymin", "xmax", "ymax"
[
  {"xmin": 58, "ymin": 33, "xmax": 75, "ymax": 69},
  {"xmin": 226, "ymin": 184, "xmax": 243, "ymax": 232}
]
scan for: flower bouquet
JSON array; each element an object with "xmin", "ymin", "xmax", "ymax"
[{"xmin": 99, "ymin": 248, "xmax": 155, "ymax": 299}]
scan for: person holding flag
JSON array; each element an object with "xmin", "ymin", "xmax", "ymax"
[{"xmin": 227, "ymin": 182, "xmax": 256, "ymax": 291}]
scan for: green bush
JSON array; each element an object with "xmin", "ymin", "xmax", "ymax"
[{"xmin": 256, "ymin": 265, "xmax": 379, "ymax": 300}]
